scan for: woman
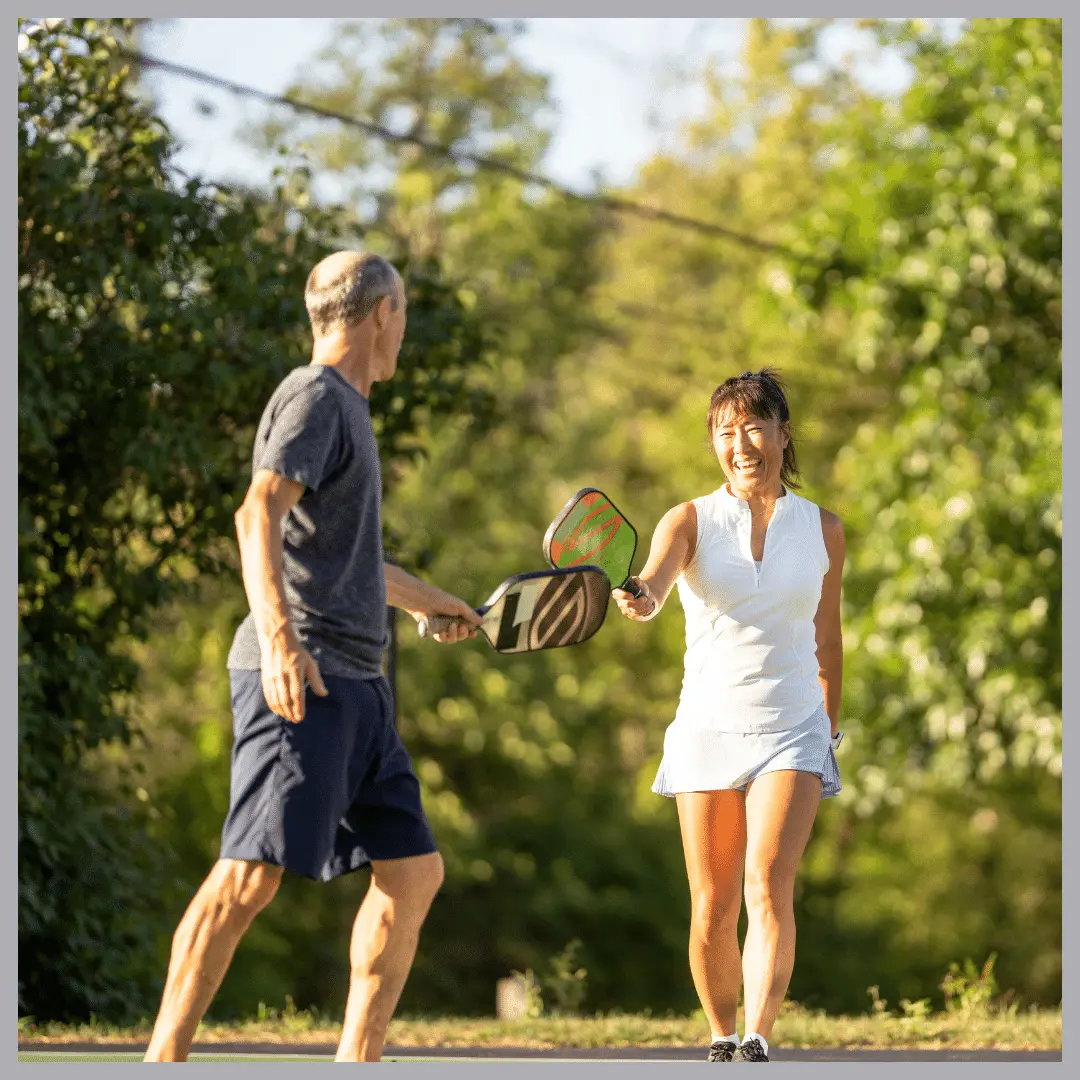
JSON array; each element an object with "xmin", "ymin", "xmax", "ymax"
[{"xmin": 613, "ymin": 369, "xmax": 845, "ymax": 1064}]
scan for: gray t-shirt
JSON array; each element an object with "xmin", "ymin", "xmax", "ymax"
[{"xmin": 227, "ymin": 364, "xmax": 387, "ymax": 680}]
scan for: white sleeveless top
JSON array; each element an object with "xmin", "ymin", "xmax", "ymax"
[{"xmin": 672, "ymin": 484, "xmax": 829, "ymax": 734}]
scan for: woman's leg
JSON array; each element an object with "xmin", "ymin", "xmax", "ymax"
[
  {"xmin": 740, "ymin": 770, "xmax": 822, "ymax": 1042},
  {"xmin": 675, "ymin": 790, "xmax": 747, "ymax": 1038}
]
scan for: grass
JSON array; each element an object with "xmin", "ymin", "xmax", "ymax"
[{"xmin": 17, "ymin": 1001, "xmax": 1062, "ymax": 1051}]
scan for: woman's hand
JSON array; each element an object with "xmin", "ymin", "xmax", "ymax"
[{"xmin": 613, "ymin": 577, "xmax": 658, "ymax": 621}]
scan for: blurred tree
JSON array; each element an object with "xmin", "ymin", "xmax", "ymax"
[
  {"xmin": 124, "ymin": 16, "xmax": 616, "ymax": 1017},
  {"xmin": 782, "ymin": 17, "xmax": 1061, "ymax": 1007},
  {"xmin": 104, "ymin": 15, "xmax": 1061, "ymax": 1019},
  {"xmin": 363, "ymin": 18, "xmax": 900, "ymax": 1014},
  {"xmin": 18, "ymin": 17, "xmax": 491, "ymax": 1021}
]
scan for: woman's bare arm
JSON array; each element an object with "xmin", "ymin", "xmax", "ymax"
[
  {"xmin": 613, "ymin": 501, "xmax": 698, "ymax": 622},
  {"xmin": 814, "ymin": 509, "xmax": 846, "ymax": 736}
]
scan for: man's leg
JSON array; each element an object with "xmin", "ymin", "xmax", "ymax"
[
  {"xmin": 144, "ymin": 859, "xmax": 283, "ymax": 1062},
  {"xmin": 335, "ymin": 851, "xmax": 445, "ymax": 1062},
  {"xmin": 740, "ymin": 770, "xmax": 822, "ymax": 1043}
]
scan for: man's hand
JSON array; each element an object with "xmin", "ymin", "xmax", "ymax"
[
  {"xmin": 384, "ymin": 564, "xmax": 483, "ymax": 645},
  {"xmin": 410, "ymin": 589, "xmax": 482, "ymax": 645},
  {"xmin": 261, "ymin": 630, "xmax": 329, "ymax": 723}
]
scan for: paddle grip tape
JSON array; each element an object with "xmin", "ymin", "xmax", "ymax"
[{"xmin": 417, "ymin": 615, "xmax": 455, "ymax": 637}]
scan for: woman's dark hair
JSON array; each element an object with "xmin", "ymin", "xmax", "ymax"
[{"xmin": 705, "ymin": 367, "xmax": 802, "ymax": 490}]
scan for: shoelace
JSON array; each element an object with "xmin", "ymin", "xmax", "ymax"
[
  {"xmin": 708, "ymin": 1041, "xmax": 738, "ymax": 1062},
  {"xmin": 739, "ymin": 1038, "xmax": 769, "ymax": 1061}
]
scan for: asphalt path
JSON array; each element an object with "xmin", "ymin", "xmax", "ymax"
[{"xmin": 17, "ymin": 1042, "xmax": 1062, "ymax": 1063}]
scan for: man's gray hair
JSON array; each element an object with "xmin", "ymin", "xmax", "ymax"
[{"xmin": 304, "ymin": 252, "xmax": 401, "ymax": 337}]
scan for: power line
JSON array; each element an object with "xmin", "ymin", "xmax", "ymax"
[{"xmin": 117, "ymin": 46, "xmax": 807, "ymax": 261}]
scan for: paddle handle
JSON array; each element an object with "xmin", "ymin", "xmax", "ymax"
[
  {"xmin": 418, "ymin": 615, "xmax": 455, "ymax": 637},
  {"xmin": 620, "ymin": 576, "xmax": 645, "ymax": 599},
  {"xmin": 418, "ymin": 609, "xmax": 486, "ymax": 638}
]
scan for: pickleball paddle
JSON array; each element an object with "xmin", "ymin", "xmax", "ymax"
[
  {"xmin": 542, "ymin": 488, "xmax": 644, "ymax": 598},
  {"xmin": 418, "ymin": 566, "xmax": 610, "ymax": 654}
]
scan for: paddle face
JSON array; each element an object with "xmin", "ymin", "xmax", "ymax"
[
  {"xmin": 476, "ymin": 567, "xmax": 610, "ymax": 654},
  {"xmin": 543, "ymin": 488, "xmax": 638, "ymax": 591}
]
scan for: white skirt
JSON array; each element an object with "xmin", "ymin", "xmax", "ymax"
[{"xmin": 652, "ymin": 701, "xmax": 842, "ymax": 799}]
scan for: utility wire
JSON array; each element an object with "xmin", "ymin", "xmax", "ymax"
[{"xmin": 117, "ymin": 46, "xmax": 808, "ymax": 262}]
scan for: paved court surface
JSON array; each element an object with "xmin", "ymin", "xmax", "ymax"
[{"xmin": 17, "ymin": 1042, "xmax": 1062, "ymax": 1063}]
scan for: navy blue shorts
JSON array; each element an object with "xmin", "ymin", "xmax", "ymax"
[{"xmin": 220, "ymin": 670, "xmax": 437, "ymax": 882}]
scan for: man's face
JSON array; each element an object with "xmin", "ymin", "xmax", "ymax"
[{"xmin": 374, "ymin": 278, "xmax": 407, "ymax": 380}]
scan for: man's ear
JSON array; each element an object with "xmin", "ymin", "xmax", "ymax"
[{"xmin": 372, "ymin": 295, "xmax": 389, "ymax": 330}]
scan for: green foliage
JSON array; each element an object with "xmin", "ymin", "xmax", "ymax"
[
  {"xmin": 27, "ymin": 16, "xmax": 1059, "ymax": 1025},
  {"xmin": 18, "ymin": 17, "xmax": 492, "ymax": 1021},
  {"xmin": 542, "ymin": 940, "xmax": 589, "ymax": 1015},
  {"xmin": 386, "ymin": 19, "xmax": 894, "ymax": 1016},
  {"xmin": 254, "ymin": 18, "xmax": 551, "ymax": 196},
  {"xmin": 507, "ymin": 970, "xmax": 545, "ymax": 1020},
  {"xmin": 782, "ymin": 17, "xmax": 1061, "ymax": 1008},
  {"xmin": 941, "ymin": 955, "xmax": 999, "ymax": 1018},
  {"xmin": 255, "ymin": 17, "xmax": 882, "ymax": 1018}
]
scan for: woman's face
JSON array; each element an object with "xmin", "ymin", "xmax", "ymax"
[{"xmin": 712, "ymin": 410, "xmax": 789, "ymax": 497}]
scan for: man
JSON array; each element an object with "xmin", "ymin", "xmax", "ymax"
[{"xmin": 144, "ymin": 252, "xmax": 482, "ymax": 1063}]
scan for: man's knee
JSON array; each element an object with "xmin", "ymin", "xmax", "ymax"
[
  {"xmin": 205, "ymin": 859, "xmax": 283, "ymax": 920},
  {"xmin": 371, "ymin": 851, "xmax": 444, "ymax": 909}
]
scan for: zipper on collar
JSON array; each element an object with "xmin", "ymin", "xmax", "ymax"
[{"xmin": 733, "ymin": 488, "xmax": 787, "ymax": 589}]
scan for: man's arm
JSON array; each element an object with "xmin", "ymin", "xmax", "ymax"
[
  {"xmin": 384, "ymin": 563, "xmax": 482, "ymax": 644},
  {"xmin": 235, "ymin": 469, "xmax": 303, "ymax": 654},
  {"xmin": 234, "ymin": 468, "xmax": 327, "ymax": 722}
]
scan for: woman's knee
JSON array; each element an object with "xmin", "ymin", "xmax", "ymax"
[
  {"xmin": 690, "ymin": 887, "xmax": 742, "ymax": 939},
  {"xmin": 742, "ymin": 864, "xmax": 796, "ymax": 921}
]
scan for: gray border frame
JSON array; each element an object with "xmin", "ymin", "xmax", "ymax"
[{"xmin": 13, "ymin": 5, "xmax": 1068, "ymax": 1078}]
